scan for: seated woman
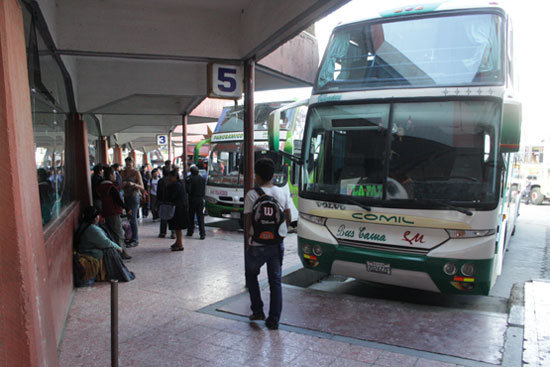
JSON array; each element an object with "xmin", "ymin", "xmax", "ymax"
[{"xmin": 75, "ymin": 206, "xmax": 135, "ymax": 283}]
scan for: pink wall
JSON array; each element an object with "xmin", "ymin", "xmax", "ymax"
[
  {"xmin": 0, "ymin": 1, "xmax": 59, "ymax": 365},
  {"xmin": 43, "ymin": 202, "xmax": 81, "ymax": 344}
]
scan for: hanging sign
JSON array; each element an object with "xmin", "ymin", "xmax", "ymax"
[
  {"xmin": 207, "ymin": 63, "xmax": 243, "ymax": 99},
  {"xmin": 156, "ymin": 134, "xmax": 168, "ymax": 146}
]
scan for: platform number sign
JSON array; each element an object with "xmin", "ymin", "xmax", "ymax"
[
  {"xmin": 157, "ymin": 134, "xmax": 168, "ymax": 147},
  {"xmin": 208, "ymin": 63, "xmax": 243, "ymax": 99}
]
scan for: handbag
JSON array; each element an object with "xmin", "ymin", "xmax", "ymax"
[{"xmin": 159, "ymin": 203, "xmax": 176, "ymax": 221}]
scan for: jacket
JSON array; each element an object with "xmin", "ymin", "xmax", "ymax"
[
  {"xmin": 78, "ymin": 224, "xmax": 121, "ymax": 260},
  {"xmin": 96, "ymin": 180, "xmax": 124, "ymax": 217}
]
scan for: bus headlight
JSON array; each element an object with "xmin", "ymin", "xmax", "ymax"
[
  {"xmin": 446, "ymin": 229, "xmax": 495, "ymax": 239},
  {"xmin": 302, "ymin": 243, "xmax": 312, "ymax": 254},
  {"xmin": 206, "ymin": 196, "xmax": 217, "ymax": 204},
  {"xmin": 312, "ymin": 245, "xmax": 323, "ymax": 257},
  {"xmin": 461, "ymin": 263, "xmax": 475, "ymax": 276},
  {"xmin": 299, "ymin": 213, "xmax": 327, "ymax": 226},
  {"xmin": 443, "ymin": 262, "xmax": 457, "ymax": 275}
]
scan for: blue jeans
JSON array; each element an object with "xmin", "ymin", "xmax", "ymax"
[
  {"xmin": 125, "ymin": 194, "xmax": 140, "ymax": 241},
  {"xmin": 245, "ymin": 243, "xmax": 284, "ymax": 322}
]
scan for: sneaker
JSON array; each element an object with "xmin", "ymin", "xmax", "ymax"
[
  {"xmin": 200, "ymin": 235, "xmax": 205, "ymax": 240},
  {"xmin": 127, "ymin": 241, "xmax": 139, "ymax": 248},
  {"xmin": 121, "ymin": 251, "xmax": 132, "ymax": 260},
  {"xmin": 249, "ymin": 312, "xmax": 266, "ymax": 321},
  {"xmin": 158, "ymin": 233, "xmax": 166, "ymax": 238},
  {"xmin": 265, "ymin": 317, "xmax": 279, "ymax": 330}
]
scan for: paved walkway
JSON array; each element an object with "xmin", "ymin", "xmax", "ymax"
[
  {"xmin": 59, "ymin": 218, "xmax": 467, "ymax": 367},
  {"xmin": 523, "ymin": 280, "xmax": 550, "ymax": 367}
]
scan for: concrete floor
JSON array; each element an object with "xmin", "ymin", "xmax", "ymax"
[{"xmin": 58, "ymin": 205, "xmax": 550, "ymax": 367}]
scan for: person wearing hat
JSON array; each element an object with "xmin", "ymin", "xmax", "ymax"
[
  {"xmin": 186, "ymin": 164, "xmax": 206, "ymax": 240},
  {"xmin": 76, "ymin": 206, "xmax": 123, "ymax": 261}
]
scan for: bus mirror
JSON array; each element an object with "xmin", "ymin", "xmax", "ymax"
[
  {"xmin": 268, "ymin": 112, "xmax": 280, "ymax": 152},
  {"xmin": 501, "ymin": 99, "xmax": 521, "ymax": 153}
]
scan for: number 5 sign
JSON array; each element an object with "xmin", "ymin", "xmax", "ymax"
[{"xmin": 207, "ymin": 63, "xmax": 243, "ymax": 99}]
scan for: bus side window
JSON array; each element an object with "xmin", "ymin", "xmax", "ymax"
[{"xmin": 291, "ymin": 162, "xmax": 297, "ymax": 186}]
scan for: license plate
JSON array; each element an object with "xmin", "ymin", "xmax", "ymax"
[
  {"xmin": 230, "ymin": 212, "xmax": 241, "ymax": 219},
  {"xmin": 366, "ymin": 261, "xmax": 391, "ymax": 275}
]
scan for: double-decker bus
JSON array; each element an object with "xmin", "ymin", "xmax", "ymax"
[
  {"xmin": 274, "ymin": 2, "xmax": 522, "ymax": 295},
  {"xmin": 205, "ymin": 101, "xmax": 306, "ymax": 226}
]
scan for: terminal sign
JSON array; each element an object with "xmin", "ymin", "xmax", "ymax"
[
  {"xmin": 208, "ymin": 63, "xmax": 243, "ymax": 99},
  {"xmin": 157, "ymin": 134, "xmax": 168, "ymax": 146}
]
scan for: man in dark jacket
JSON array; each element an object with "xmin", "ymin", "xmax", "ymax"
[
  {"xmin": 186, "ymin": 165, "xmax": 206, "ymax": 239},
  {"xmin": 157, "ymin": 167, "xmax": 175, "ymax": 239},
  {"xmin": 91, "ymin": 164, "xmax": 104, "ymax": 209}
]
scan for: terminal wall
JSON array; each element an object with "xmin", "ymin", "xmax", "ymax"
[
  {"xmin": 43, "ymin": 202, "xmax": 81, "ymax": 345},
  {"xmin": 0, "ymin": 0, "xmax": 59, "ymax": 365}
]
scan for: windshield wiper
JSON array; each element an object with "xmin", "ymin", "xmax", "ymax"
[
  {"xmin": 336, "ymin": 194, "xmax": 372, "ymax": 212},
  {"xmin": 415, "ymin": 199, "xmax": 473, "ymax": 216}
]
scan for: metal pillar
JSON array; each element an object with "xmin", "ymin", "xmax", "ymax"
[
  {"xmin": 110, "ymin": 280, "xmax": 119, "ymax": 367},
  {"xmin": 98, "ymin": 136, "xmax": 109, "ymax": 165},
  {"xmin": 129, "ymin": 149, "xmax": 137, "ymax": 163},
  {"xmin": 168, "ymin": 130, "xmax": 173, "ymax": 163},
  {"xmin": 182, "ymin": 114, "xmax": 188, "ymax": 174},
  {"xmin": 243, "ymin": 59, "xmax": 255, "ymax": 243}
]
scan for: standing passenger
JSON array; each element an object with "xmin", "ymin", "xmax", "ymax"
[
  {"xmin": 91, "ymin": 164, "xmax": 104, "ymax": 210},
  {"xmin": 157, "ymin": 167, "xmax": 175, "ymax": 239},
  {"xmin": 112, "ymin": 163, "xmax": 123, "ymax": 191},
  {"xmin": 150, "ymin": 168, "xmax": 160, "ymax": 220},
  {"xmin": 166, "ymin": 170, "xmax": 189, "ymax": 252},
  {"xmin": 243, "ymin": 158, "xmax": 291, "ymax": 330},
  {"xmin": 121, "ymin": 157, "xmax": 144, "ymax": 247},
  {"xmin": 97, "ymin": 166, "xmax": 132, "ymax": 260},
  {"xmin": 186, "ymin": 165, "xmax": 206, "ymax": 239}
]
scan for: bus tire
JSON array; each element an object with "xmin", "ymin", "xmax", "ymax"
[{"xmin": 530, "ymin": 187, "xmax": 544, "ymax": 205}]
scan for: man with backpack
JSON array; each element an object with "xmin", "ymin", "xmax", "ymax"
[{"xmin": 243, "ymin": 158, "xmax": 291, "ymax": 330}]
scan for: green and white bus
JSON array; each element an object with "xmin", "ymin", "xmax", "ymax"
[
  {"xmin": 273, "ymin": 2, "xmax": 522, "ymax": 295},
  {"xmin": 269, "ymin": 99, "xmax": 309, "ymax": 215},
  {"xmin": 205, "ymin": 101, "xmax": 307, "ymax": 225}
]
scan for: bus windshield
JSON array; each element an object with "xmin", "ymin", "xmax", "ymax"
[
  {"xmin": 303, "ymin": 101, "xmax": 501, "ymax": 208},
  {"xmin": 215, "ymin": 102, "xmax": 291, "ymax": 133},
  {"xmin": 316, "ymin": 13, "xmax": 503, "ymax": 92},
  {"xmin": 208, "ymin": 142, "xmax": 287, "ymax": 188}
]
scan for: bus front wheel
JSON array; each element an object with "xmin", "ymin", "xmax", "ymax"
[{"xmin": 530, "ymin": 187, "xmax": 545, "ymax": 205}]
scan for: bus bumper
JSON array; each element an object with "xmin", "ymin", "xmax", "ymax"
[
  {"xmin": 205, "ymin": 202, "xmax": 243, "ymax": 219},
  {"xmin": 298, "ymin": 237, "xmax": 494, "ymax": 295}
]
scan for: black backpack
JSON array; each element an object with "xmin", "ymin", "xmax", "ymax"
[{"xmin": 251, "ymin": 187, "xmax": 285, "ymax": 245}]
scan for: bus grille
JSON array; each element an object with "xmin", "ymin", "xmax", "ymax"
[{"xmin": 337, "ymin": 239, "xmax": 430, "ymax": 255}]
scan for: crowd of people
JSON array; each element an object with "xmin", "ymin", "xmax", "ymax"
[
  {"xmin": 84, "ymin": 158, "xmax": 207, "ymax": 257},
  {"xmin": 74, "ymin": 155, "xmax": 287, "ymax": 330}
]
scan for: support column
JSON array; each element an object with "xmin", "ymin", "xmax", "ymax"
[
  {"xmin": 66, "ymin": 114, "xmax": 92, "ymax": 207},
  {"xmin": 168, "ymin": 130, "xmax": 173, "ymax": 163},
  {"xmin": 98, "ymin": 136, "xmax": 109, "ymax": 165},
  {"xmin": 0, "ymin": 1, "xmax": 59, "ymax": 365},
  {"xmin": 142, "ymin": 150, "xmax": 149, "ymax": 168},
  {"xmin": 182, "ymin": 114, "xmax": 188, "ymax": 174},
  {"xmin": 129, "ymin": 149, "xmax": 137, "ymax": 163},
  {"xmin": 243, "ymin": 59, "xmax": 255, "ymax": 243},
  {"xmin": 113, "ymin": 145, "xmax": 123, "ymax": 165}
]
